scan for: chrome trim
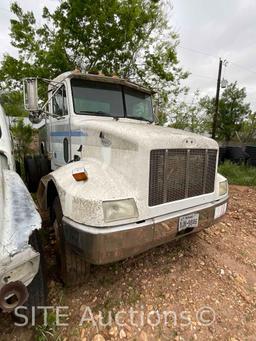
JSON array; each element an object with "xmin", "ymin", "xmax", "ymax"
[
  {"xmin": 149, "ymin": 149, "xmax": 217, "ymax": 206},
  {"xmin": 62, "ymin": 197, "xmax": 228, "ymax": 265},
  {"xmin": 203, "ymin": 149, "xmax": 209, "ymax": 193},
  {"xmin": 185, "ymin": 149, "xmax": 190, "ymax": 198}
]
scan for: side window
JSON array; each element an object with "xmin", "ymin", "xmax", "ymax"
[{"xmin": 52, "ymin": 86, "xmax": 68, "ymax": 116}]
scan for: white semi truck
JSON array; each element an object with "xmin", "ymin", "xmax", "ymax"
[
  {"xmin": 0, "ymin": 105, "xmax": 47, "ymax": 314},
  {"xmin": 24, "ymin": 70, "xmax": 228, "ymax": 285}
]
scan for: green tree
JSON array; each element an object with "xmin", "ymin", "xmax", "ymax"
[
  {"xmin": 238, "ymin": 111, "xmax": 256, "ymax": 143},
  {"xmin": 0, "ymin": 90, "xmax": 27, "ymax": 116},
  {"xmin": 200, "ymin": 82, "xmax": 251, "ymax": 142},
  {"xmin": 169, "ymin": 91, "xmax": 204, "ymax": 133},
  {"xmin": 0, "ymin": 0, "xmax": 188, "ymax": 119},
  {"xmin": 11, "ymin": 118, "xmax": 34, "ymax": 162}
]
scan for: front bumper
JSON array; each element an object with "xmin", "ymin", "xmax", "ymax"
[
  {"xmin": 0, "ymin": 247, "xmax": 40, "ymax": 313},
  {"xmin": 63, "ymin": 198, "xmax": 228, "ymax": 265},
  {"xmin": 0, "ymin": 247, "xmax": 40, "ymax": 290}
]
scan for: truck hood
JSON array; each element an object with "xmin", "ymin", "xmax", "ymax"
[
  {"xmin": 75, "ymin": 118, "xmax": 218, "ymax": 152},
  {"xmin": 0, "ymin": 169, "xmax": 41, "ymax": 264},
  {"xmin": 47, "ymin": 118, "xmax": 221, "ymax": 227}
]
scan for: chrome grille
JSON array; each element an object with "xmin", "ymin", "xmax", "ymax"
[{"xmin": 149, "ymin": 149, "xmax": 217, "ymax": 206}]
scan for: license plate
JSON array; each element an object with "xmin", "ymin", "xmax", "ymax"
[{"xmin": 178, "ymin": 213, "xmax": 199, "ymax": 232}]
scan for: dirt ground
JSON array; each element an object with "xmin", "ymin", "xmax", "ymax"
[{"xmin": 1, "ymin": 185, "xmax": 256, "ymax": 341}]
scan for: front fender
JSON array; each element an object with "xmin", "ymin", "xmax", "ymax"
[{"xmin": 43, "ymin": 158, "xmax": 139, "ymax": 227}]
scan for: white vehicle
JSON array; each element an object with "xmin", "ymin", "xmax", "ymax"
[
  {"xmin": 0, "ymin": 105, "xmax": 46, "ymax": 314},
  {"xmin": 24, "ymin": 71, "xmax": 228, "ymax": 285}
]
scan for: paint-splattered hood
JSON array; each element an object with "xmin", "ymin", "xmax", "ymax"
[
  {"xmin": 0, "ymin": 169, "xmax": 41, "ymax": 264},
  {"xmin": 49, "ymin": 118, "xmax": 220, "ymax": 227},
  {"xmin": 73, "ymin": 118, "xmax": 218, "ymax": 152}
]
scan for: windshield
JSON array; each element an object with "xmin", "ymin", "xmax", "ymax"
[
  {"xmin": 124, "ymin": 88, "xmax": 153, "ymax": 122},
  {"xmin": 71, "ymin": 79, "xmax": 124, "ymax": 118},
  {"xmin": 71, "ymin": 78, "xmax": 153, "ymax": 122}
]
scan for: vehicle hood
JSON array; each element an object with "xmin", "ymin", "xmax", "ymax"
[
  {"xmin": 74, "ymin": 118, "xmax": 218, "ymax": 152},
  {"xmin": 0, "ymin": 169, "xmax": 41, "ymax": 265},
  {"xmin": 49, "ymin": 118, "xmax": 220, "ymax": 227}
]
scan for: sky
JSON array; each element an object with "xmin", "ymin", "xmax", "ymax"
[
  {"xmin": 171, "ymin": 0, "xmax": 256, "ymax": 109},
  {"xmin": 0, "ymin": 0, "xmax": 256, "ymax": 109}
]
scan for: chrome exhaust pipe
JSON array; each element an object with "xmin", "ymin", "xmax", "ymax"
[{"xmin": 0, "ymin": 281, "xmax": 29, "ymax": 313}]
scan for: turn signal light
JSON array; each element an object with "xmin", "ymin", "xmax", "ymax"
[{"xmin": 72, "ymin": 168, "xmax": 88, "ymax": 181}]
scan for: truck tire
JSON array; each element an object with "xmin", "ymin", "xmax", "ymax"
[
  {"xmin": 24, "ymin": 156, "xmax": 40, "ymax": 193},
  {"xmin": 34, "ymin": 155, "xmax": 51, "ymax": 178},
  {"xmin": 226, "ymin": 146, "xmax": 248, "ymax": 165},
  {"xmin": 218, "ymin": 146, "xmax": 227, "ymax": 164},
  {"xmin": 24, "ymin": 155, "xmax": 51, "ymax": 193},
  {"xmin": 15, "ymin": 160, "xmax": 21, "ymax": 176},
  {"xmin": 53, "ymin": 197, "xmax": 90, "ymax": 286},
  {"xmin": 13, "ymin": 229, "xmax": 47, "ymax": 321},
  {"xmin": 245, "ymin": 145, "xmax": 256, "ymax": 157},
  {"xmin": 245, "ymin": 146, "xmax": 256, "ymax": 166}
]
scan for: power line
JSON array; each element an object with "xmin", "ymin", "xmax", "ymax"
[
  {"xmin": 178, "ymin": 45, "xmax": 219, "ymax": 59},
  {"xmin": 228, "ymin": 61, "xmax": 256, "ymax": 76},
  {"xmin": 190, "ymin": 73, "xmax": 216, "ymax": 80},
  {"xmin": 178, "ymin": 44, "xmax": 256, "ymax": 77}
]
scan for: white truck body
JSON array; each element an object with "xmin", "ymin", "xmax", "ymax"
[
  {"xmin": 0, "ymin": 105, "xmax": 41, "ymax": 312},
  {"xmin": 30, "ymin": 71, "xmax": 228, "ymax": 264}
]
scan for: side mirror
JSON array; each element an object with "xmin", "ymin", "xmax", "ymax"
[
  {"xmin": 23, "ymin": 78, "xmax": 39, "ymax": 111},
  {"xmin": 28, "ymin": 111, "xmax": 43, "ymax": 124},
  {"xmin": 23, "ymin": 78, "xmax": 43, "ymax": 124}
]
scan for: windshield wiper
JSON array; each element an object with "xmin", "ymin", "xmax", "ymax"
[
  {"xmin": 127, "ymin": 116, "xmax": 153, "ymax": 123},
  {"xmin": 79, "ymin": 110, "xmax": 114, "ymax": 117}
]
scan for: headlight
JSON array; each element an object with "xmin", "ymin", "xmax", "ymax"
[
  {"xmin": 219, "ymin": 180, "xmax": 228, "ymax": 196},
  {"xmin": 103, "ymin": 198, "xmax": 138, "ymax": 223}
]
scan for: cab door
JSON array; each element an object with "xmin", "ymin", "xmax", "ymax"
[{"xmin": 50, "ymin": 85, "xmax": 70, "ymax": 170}]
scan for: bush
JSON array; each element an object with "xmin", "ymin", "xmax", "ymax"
[
  {"xmin": 11, "ymin": 119, "xmax": 34, "ymax": 162},
  {"xmin": 218, "ymin": 161, "xmax": 256, "ymax": 186}
]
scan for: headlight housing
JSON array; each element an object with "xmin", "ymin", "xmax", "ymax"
[
  {"xmin": 103, "ymin": 198, "xmax": 138, "ymax": 223},
  {"xmin": 219, "ymin": 180, "xmax": 228, "ymax": 196}
]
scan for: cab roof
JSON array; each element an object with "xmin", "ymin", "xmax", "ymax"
[{"xmin": 51, "ymin": 71, "xmax": 154, "ymax": 95}]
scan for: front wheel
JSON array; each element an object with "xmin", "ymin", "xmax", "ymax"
[{"xmin": 52, "ymin": 197, "xmax": 90, "ymax": 286}]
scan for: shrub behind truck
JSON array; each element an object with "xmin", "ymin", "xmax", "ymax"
[{"xmin": 24, "ymin": 71, "xmax": 229, "ymax": 285}]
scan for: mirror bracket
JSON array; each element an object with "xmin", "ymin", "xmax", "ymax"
[{"xmin": 23, "ymin": 77, "xmax": 64, "ymax": 124}]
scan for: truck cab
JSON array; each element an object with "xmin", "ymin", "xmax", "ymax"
[
  {"xmin": 24, "ymin": 71, "xmax": 228, "ymax": 284},
  {"xmin": 43, "ymin": 72, "xmax": 155, "ymax": 170}
]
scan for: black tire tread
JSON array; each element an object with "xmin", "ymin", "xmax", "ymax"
[
  {"xmin": 53, "ymin": 197, "xmax": 90, "ymax": 286},
  {"xmin": 24, "ymin": 156, "xmax": 40, "ymax": 193},
  {"xmin": 25, "ymin": 230, "xmax": 47, "ymax": 315}
]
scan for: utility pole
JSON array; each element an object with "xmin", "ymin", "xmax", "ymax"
[{"xmin": 212, "ymin": 58, "xmax": 223, "ymax": 139}]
